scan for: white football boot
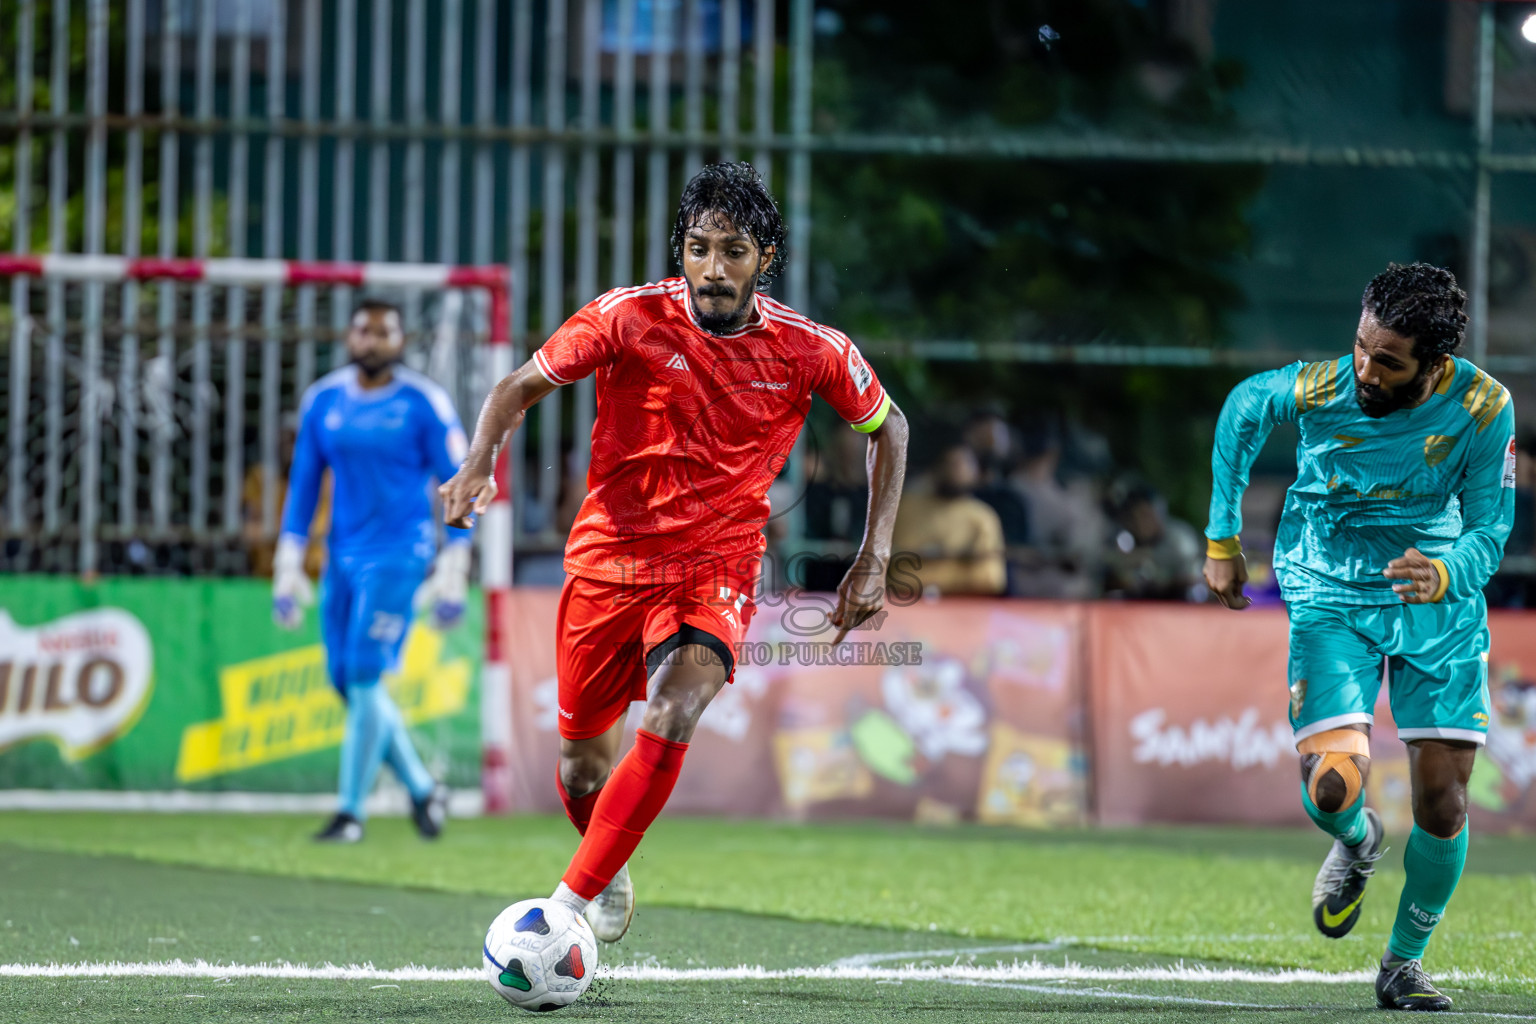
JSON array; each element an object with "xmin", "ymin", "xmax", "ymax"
[{"xmin": 582, "ymin": 862, "xmax": 635, "ymax": 942}]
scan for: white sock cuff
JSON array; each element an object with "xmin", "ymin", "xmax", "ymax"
[{"xmin": 551, "ymin": 881, "xmax": 590, "ymax": 914}]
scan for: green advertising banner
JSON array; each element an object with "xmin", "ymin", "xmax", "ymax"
[{"xmin": 0, "ymin": 576, "xmax": 481, "ymax": 793}]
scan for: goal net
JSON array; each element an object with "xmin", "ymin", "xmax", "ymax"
[
  {"xmin": 0, "ymin": 255, "xmax": 516, "ymax": 809},
  {"xmin": 0, "ymin": 255, "xmax": 509, "ymax": 576}
]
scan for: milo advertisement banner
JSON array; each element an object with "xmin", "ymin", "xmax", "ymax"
[{"xmin": 0, "ymin": 577, "xmax": 481, "ymax": 794}]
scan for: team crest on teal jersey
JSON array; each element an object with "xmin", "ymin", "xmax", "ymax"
[{"xmin": 1424, "ymin": 435, "xmax": 1457, "ymax": 468}]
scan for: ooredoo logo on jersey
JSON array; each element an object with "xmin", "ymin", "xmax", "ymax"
[{"xmin": 0, "ymin": 608, "xmax": 154, "ymax": 760}]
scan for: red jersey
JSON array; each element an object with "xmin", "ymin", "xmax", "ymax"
[{"xmin": 532, "ymin": 278, "xmax": 891, "ymax": 585}]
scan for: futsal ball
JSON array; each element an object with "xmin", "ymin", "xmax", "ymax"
[{"xmin": 483, "ymin": 898, "xmax": 598, "ymax": 1011}]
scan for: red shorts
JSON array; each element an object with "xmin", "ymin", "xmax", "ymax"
[{"xmin": 555, "ymin": 571, "xmax": 757, "ymax": 741}]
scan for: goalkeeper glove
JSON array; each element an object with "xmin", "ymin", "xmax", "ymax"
[
  {"xmin": 417, "ymin": 542, "xmax": 471, "ymax": 631},
  {"xmin": 272, "ymin": 535, "xmax": 315, "ymax": 630}
]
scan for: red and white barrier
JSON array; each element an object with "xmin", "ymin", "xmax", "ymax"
[
  {"xmin": 0, "ymin": 254, "xmax": 517, "ymax": 813},
  {"xmin": 0, "ymin": 253, "xmax": 496, "ymax": 288}
]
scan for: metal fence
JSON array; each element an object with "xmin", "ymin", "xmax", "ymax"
[
  {"xmin": 0, "ymin": 254, "xmax": 507, "ymax": 574},
  {"xmin": 0, "ymin": 0, "xmax": 812, "ymax": 569},
  {"xmin": 2, "ymin": 0, "xmax": 1533, "ymax": 574}
]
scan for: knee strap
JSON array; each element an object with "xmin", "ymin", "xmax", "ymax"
[{"xmin": 1298, "ymin": 728, "xmax": 1371, "ymax": 808}]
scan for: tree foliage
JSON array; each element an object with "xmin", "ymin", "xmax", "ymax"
[{"xmin": 809, "ymin": 0, "xmax": 1262, "ymax": 348}]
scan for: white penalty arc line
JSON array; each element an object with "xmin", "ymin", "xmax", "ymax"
[
  {"xmin": 829, "ymin": 943, "xmax": 1063, "ymax": 967},
  {"xmin": 944, "ymin": 978, "xmax": 1324, "ymax": 1011},
  {"xmin": 0, "ymin": 960, "xmax": 1517, "ymax": 988},
  {"xmin": 941, "ymin": 980, "xmax": 1536, "ymax": 1020}
]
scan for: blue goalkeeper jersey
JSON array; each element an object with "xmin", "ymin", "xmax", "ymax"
[
  {"xmin": 1207, "ymin": 354, "xmax": 1516, "ymax": 606},
  {"xmin": 281, "ymin": 365, "xmax": 472, "ymax": 562}
]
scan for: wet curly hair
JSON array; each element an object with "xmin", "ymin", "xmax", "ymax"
[
  {"xmin": 671, "ymin": 162, "xmax": 786, "ymax": 283},
  {"xmin": 1361, "ymin": 262, "xmax": 1468, "ymax": 362}
]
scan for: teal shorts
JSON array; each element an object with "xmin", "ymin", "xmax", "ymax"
[{"xmin": 1286, "ymin": 597, "xmax": 1491, "ymax": 746}]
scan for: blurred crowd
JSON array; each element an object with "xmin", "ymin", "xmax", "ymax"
[
  {"xmin": 241, "ymin": 404, "xmax": 1536, "ymax": 609},
  {"xmin": 796, "ymin": 410, "xmax": 1206, "ymax": 602}
]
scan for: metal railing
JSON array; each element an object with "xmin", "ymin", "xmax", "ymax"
[
  {"xmin": 2, "ymin": 0, "xmax": 813, "ymax": 553},
  {"xmin": 0, "ymin": 1, "xmax": 1526, "ymax": 564}
]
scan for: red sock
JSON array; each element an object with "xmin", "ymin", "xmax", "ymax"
[
  {"xmin": 556, "ymin": 773, "xmax": 601, "ymax": 836},
  {"xmin": 561, "ymin": 730, "xmax": 688, "ymax": 900}
]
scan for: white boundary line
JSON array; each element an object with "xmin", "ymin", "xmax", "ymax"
[
  {"xmin": 0, "ymin": 789, "xmax": 484, "ymax": 817},
  {"xmin": 830, "ymin": 943, "xmax": 1062, "ymax": 967},
  {"xmin": 942, "ymin": 980, "xmax": 1536, "ymax": 1020},
  {"xmin": 0, "ymin": 959, "xmax": 1518, "ymax": 987},
  {"xmin": 6, "ymin": 960, "xmax": 1534, "ymax": 1017},
  {"xmin": 944, "ymin": 977, "xmax": 1316, "ymax": 1010}
]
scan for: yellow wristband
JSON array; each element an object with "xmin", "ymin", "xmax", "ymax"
[
  {"xmin": 1206, "ymin": 536, "xmax": 1242, "ymax": 560},
  {"xmin": 1427, "ymin": 558, "xmax": 1450, "ymax": 603}
]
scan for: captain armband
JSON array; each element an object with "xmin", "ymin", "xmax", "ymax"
[
  {"xmin": 1206, "ymin": 536, "xmax": 1242, "ymax": 560},
  {"xmin": 1297, "ymin": 729, "xmax": 1371, "ymax": 810}
]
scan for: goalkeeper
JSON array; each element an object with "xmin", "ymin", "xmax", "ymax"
[
  {"xmin": 275, "ymin": 299, "xmax": 471, "ymax": 843},
  {"xmin": 1205, "ymin": 264, "xmax": 1514, "ymax": 1011}
]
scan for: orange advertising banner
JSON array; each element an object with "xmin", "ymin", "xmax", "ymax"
[
  {"xmin": 1087, "ymin": 605, "xmax": 1306, "ymax": 827},
  {"xmin": 502, "ymin": 590, "xmax": 1089, "ymax": 826},
  {"xmin": 1086, "ymin": 605, "xmax": 1536, "ymax": 833},
  {"xmin": 500, "ymin": 589, "xmax": 1536, "ymax": 832}
]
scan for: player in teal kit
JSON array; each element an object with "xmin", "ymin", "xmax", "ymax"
[{"xmin": 1204, "ymin": 264, "xmax": 1515, "ymax": 1011}]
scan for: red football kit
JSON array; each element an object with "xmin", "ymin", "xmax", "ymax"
[{"xmin": 533, "ymin": 277, "xmax": 890, "ymax": 741}]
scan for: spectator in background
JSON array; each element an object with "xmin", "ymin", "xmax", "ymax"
[
  {"xmin": 962, "ymin": 410, "xmax": 1031, "ymax": 550},
  {"xmin": 892, "ymin": 444, "xmax": 1006, "ymax": 595},
  {"xmin": 1007, "ymin": 419, "xmax": 1104, "ymax": 599},
  {"xmin": 1101, "ymin": 478, "xmax": 1203, "ymax": 601},
  {"xmin": 794, "ymin": 427, "xmax": 874, "ymax": 592},
  {"xmin": 963, "ymin": 409, "xmax": 1012, "ymax": 484},
  {"xmin": 805, "ymin": 425, "xmax": 870, "ymax": 543},
  {"xmin": 1487, "ymin": 432, "xmax": 1536, "ymax": 607},
  {"xmin": 244, "ymin": 414, "xmax": 329, "ymax": 579}
]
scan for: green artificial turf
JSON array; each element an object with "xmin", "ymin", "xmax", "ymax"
[
  {"xmin": 4, "ymin": 811, "xmax": 1534, "ymax": 984},
  {"xmin": 5, "ymin": 842, "xmax": 1536, "ymax": 1022}
]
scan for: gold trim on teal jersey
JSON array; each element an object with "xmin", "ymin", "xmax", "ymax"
[
  {"xmin": 1295, "ymin": 358, "xmax": 1340, "ymax": 413},
  {"xmin": 1433, "ymin": 356, "xmax": 1457, "ymax": 395},
  {"xmin": 1476, "ymin": 388, "xmax": 1510, "ymax": 434},
  {"xmin": 1461, "ymin": 367, "xmax": 1510, "ymax": 434}
]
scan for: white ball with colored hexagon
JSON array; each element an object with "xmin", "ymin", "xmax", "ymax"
[{"xmin": 483, "ymin": 898, "xmax": 598, "ymax": 1011}]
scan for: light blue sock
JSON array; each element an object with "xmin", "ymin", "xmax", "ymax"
[
  {"xmin": 380, "ymin": 689, "xmax": 436, "ymax": 803},
  {"xmin": 337, "ymin": 681, "xmax": 393, "ymax": 820}
]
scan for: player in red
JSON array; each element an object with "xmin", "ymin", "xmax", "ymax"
[{"xmin": 440, "ymin": 162, "xmax": 908, "ymax": 942}]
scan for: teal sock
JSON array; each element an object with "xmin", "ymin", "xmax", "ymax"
[
  {"xmin": 1300, "ymin": 782, "xmax": 1370, "ymax": 846},
  {"xmin": 337, "ymin": 681, "xmax": 392, "ymax": 820},
  {"xmin": 1388, "ymin": 823, "xmax": 1468, "ymax": 961}
]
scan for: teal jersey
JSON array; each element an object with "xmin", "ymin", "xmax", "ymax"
[{"xmin": 1207, "ymin": 355, "xmax": 1516, "ymax": 606}]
